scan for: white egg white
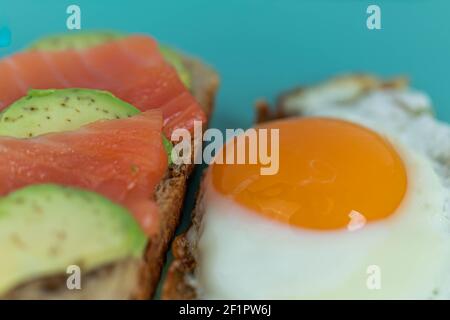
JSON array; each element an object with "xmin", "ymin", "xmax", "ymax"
[{"xmin": 192, "ymin": 78, "xmax": 450, "ymax": 299}]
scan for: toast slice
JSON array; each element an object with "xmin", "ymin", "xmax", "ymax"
[
  {"xmin": 3, "ymin": 54, "xmax": 219, "ymax": 300},
  {"xmin": 161, "ymin": 74, "xmax": 411, "ymax": 300}
]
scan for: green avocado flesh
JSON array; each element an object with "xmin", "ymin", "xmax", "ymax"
[
  {"xmin": 0, "ymin": 88, "xmax": 140, "ymax": 138},
  {"xmin": 28, "ymin": 31, "xmax": 125, "ymax": 51},
  {"xmin": 159, "ymin": 45, "xmax": 191, "ymax": 89},
  {"xmin": 0, "ymin": 88, "xmax": 174, "ymax": 164},
  {"xmin": 0, "ymin": 184, "xmax": 147, "ymax": 296},
  {"xmin": 27, "ymin": 31, "xmax": 192, "ymax": 88},
  {"xmin": 162, "ymin": 135, "xmax": 173, "ymax": 163}
]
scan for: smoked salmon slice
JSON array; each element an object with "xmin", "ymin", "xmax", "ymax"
[
  {"xmin": 0, "ymin": 109, "xmax": 167, "ymax": 236},
  {"xmin": 0, "ymin": 36, "xmax": 205, "ymax": 136}
]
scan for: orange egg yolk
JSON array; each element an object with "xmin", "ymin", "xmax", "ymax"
[{"xmin": 211, "ymin": 117, "xmax": 407, "ymax": 230}]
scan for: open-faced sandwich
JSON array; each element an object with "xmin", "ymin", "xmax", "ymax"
[
  {"xmin": 163, "ymin": 74, "xmax": 450, "ymax": 299},
  {"xmin": 0, "ymin": 31, "xmax": 219, "ymax": 299}
]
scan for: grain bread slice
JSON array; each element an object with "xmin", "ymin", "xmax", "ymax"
[
  {"xmin": 2, "ymin": 54, "xmax": 219, "ymax": 300},
  {"xmin": 161, "ymin": 74, "xmax": 408, "ymax": 300}
]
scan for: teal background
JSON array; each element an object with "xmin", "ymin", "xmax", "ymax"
[
  {"xmin": 1, "ymin": 0, "xmax": 449, "ymax": 297},
  {"xmin": 1, "ymin": 0, "xmax": 450, "ymax": 129}
]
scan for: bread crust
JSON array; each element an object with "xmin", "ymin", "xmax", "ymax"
[
  {"xmin": 161, "ymin": 178, "xmax": 206, "ymax": 299},
  {"xmin": 161, "ymin": 73, "xmax": 407, "ymax": 300},
  {"xmin": 3, "ymin": 55, "xmax": 219, "ymax": 300},
  {"xmin": 134, "ymin": 56, "xmax": 219, "ymax": 300}
]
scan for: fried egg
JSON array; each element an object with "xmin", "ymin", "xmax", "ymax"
[{"xmin": 191, "ymin": 75, "xmax": 450, "ymax": 299}]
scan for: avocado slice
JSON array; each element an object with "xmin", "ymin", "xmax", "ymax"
[
  {"xmin": 27, "ymin": 31, "xmax": 125, "ymax": 51},
  {"xmin": 27, "ymin": 31, "xmax": 192, "ymax": 88},
  {"xmin": 159, "ymin": 45, "xmax": 191, "ymax": 89},
  {"xmin": 0, "ymin": 88, "xmax": 140, "ymax": 138},
  {"xmin": 162, "ymin": 135, "xmax": 173, "ymax": 161},
  {"xmin": 0, "ymin": 184, "xmax": 146, "ymax": 296},
  {"xmin": 0, "ymin": 88, "xmax": 174, "ymax": 164}
]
